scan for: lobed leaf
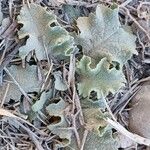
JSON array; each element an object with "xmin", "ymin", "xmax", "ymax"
[
  {"xmin": 18, "ymin": 3, "xmax": 74, "ymax": 60},
  {"xmin": 75, "ymin": 4, "xmax": 137, "ymax": 65},
  {"xmin": 81, "ymin": 99, "xmax": 107, "ymax": 132},
  {"xmin": 77, "ymin": 55, "xmax": 125, "ymax": 98},
  {"xmin": 66, "ymin": 128, "xmax": 118, "ymax": 150},
  {"xmin": 81, "ymin": 130, "xmax": 118, "ymax": 150},
  {"xmin": 46, "ymin": 98, "xmax": 72, "ymax": 147}
]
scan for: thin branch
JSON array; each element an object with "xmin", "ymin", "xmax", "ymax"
[
  {"xmin": 120, "ymin": 7, "xmax": 150, "ymax": 41},
  {"xmin": 119, "ymin": 0, "xmax": 133, "ymax": 7},
  {"xmin": 80, "ymin": 129, "xmax": 88, "ymax": 150},
  {"xmin": 0, "ymin": 108, "xmax": 47, "ymax": 137},
  {"xmin": 15, "ymin": 120, "xmax": 44, "ymax": 150},
  {"xmin": 106, "ymin": 117, "xmax": 150, "ymax": 146},
  {"xmin": 101, "ymin": 92, "xmax": 117, "ymax": 121},
  {"xmin": 40, "ymin": 61, "xmax": 53, "ymax": 92}
]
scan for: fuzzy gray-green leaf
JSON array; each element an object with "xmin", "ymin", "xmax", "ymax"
[{"xmin": 18, "ymin": 3, "xmax": 74, "ymax": 60}]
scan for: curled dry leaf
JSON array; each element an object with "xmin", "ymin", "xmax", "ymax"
[
  {"xmin": 75, "ymin": 4, "xmax": 137, "ymax": 65},
  {"xmin": 77, "ymin": 56, "xmax": 125, "ymax": 98},
  {"xmin": 46, "ymin": 98, "xmax": 72, "ymax": 148},
  {"xmin": 18, "ymin": 3, "xmax": 74, "ymax": 60},
  {"xmin": 129, "ymin": 81, "xmax": 150, "ymax": 138}
]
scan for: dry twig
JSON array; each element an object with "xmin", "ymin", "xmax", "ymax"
[{"xmin": 106, "ymin": 117, "xmax": 150, "ymax": 146}]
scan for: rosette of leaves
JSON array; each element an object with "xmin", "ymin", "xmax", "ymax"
[
  {"xmin": 74, "ymin": 4, "xmax": 137, "ymax": 66},
  {"xmin": 46, "ymin": 98, "xmax": 72, "ymax": 148},
  {"xmin": 77, "ymin": 56, "xmax": 125, "ymax": 98},
  {"xmin": 17, "ymin": 3, "xmax": 74, "ymax": 60}
]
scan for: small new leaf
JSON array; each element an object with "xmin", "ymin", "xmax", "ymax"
[
  {"xmin": 77, "ymin": 56, "xmax": 125, "ymax": 98},
  {"xmin": 18, "ymin": 3, "xmax": 74, "ymax": 60},
  {"xmin": 75, "ymin": 4, "xmax": 137, "ymax": 65}
]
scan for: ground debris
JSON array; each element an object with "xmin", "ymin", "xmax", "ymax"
[{"xmin": 0, "ymin": 0, "xmax": 150, "ymax": 150}]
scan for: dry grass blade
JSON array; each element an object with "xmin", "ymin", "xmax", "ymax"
[
  {"xmin": 121, "ymin": 7, "xmax": 150, "ymax": 41},
  {"xmin": 40, "ymin": 61, "xmax": 53, "ymax": 92},
  {"xmin": 0, "ymin": 108, "xmax": 18, "ymax": 118},
  {"xmin": 80, "ymin": 129, "xmax": 88, "ymax": 150},
  {"xmin": 68, "ymin": 52, "xmax": 76, "ymax": 87},
  {"xmin": 0, "ymin": 0, "xmax": 150, "ymax": 149},
  {"xmin": 119, "ymin": 0, "xmax": 134, "ymax": 7},
  {"xmin": 0, "ymin": 39, "xmax": 25, "ymax": 72},
  {"xmin": 0, "ymin": 108, "xmax": 46, "ymax": 136},
  {"xmin": 0, "ymin": 108, "xmax": 44, "ymax": 150},
  {"xmin": 15, "ymin": 121, "xmax": 44, "ymax": 150}
]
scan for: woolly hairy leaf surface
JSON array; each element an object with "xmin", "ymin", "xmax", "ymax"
[
  {"xmin": 81, "ymin": 99, "xmax": 107, "ymax": 132},
  {"xmin": 18, "ymin": 3, "xmax": 74, "ymax": 60},
  {"xmin": 66, "ymin": 129, "xmax": 118, "ymax": 150},
  {"xmin": 0, "ymin": 64, "xmax": 40, "ymax": 102},
  {"xmin": 75, "ymin": 4, "xmax": 137, "ymax": 65},
  {"xmin": 46, "ymin": 98, "xmax": 72, "ymax": 147},
  {"xmin": 77, "ymin": 56, "xmax": 125, "ymax": 98},
  {"xmin": 81, "ymin": 130, "xmax": 118, "ymax": 150}
]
